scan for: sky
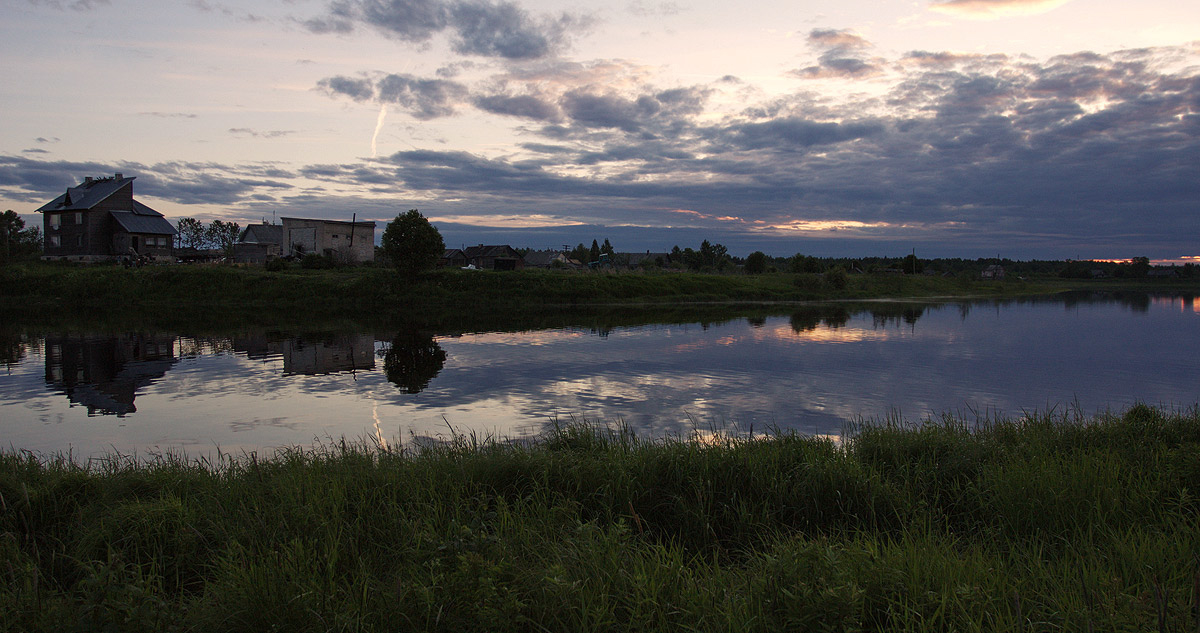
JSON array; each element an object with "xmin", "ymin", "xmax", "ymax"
[{"xmin": 1, "ymin": 0, "xmax": 1197, "ymax": 260}]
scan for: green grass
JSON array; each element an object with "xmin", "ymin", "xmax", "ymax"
[
  {"xmin": 0, "ymin": 261, "xmax": 1058, "ymax": 319},
  {"xmin": 3, "ymin": 404, "xmax": 1200, "ymax": 631}
]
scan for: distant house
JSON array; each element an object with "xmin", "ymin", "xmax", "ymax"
[
  {"xmin": 439, "ymin": 248, "xmax": 468, "ymax": 268},
  {"xmin": 981, "ymin": 264, "xmax": 1006, "ymax": 280},
  {"xmin": 36, "ymin": 173, "xmax": 176, "ymax": 262},
  {"xmin": 461, "ymin": 244, "xmax": 525, "ymax": 270},
  {"xmin": 233, "ymin": 222, "xmax": 284, "ymax": 264},
  {"xmin": 281, "ymin": 217, "xmax": 375, "ymax": 264}
]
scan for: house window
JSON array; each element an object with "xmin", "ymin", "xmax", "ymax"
[
  {"xmin": 77, "ymin": 235, "xmax": 83, "ymax": 247},
  {"xmin": 75, "ymin": 212, "xmax": 83, "ymax": 224},
  {"xmin": 50, "ymin": 214, "xmax": 61, "ymax": 229},
  {"xmin": 49, "ymin": 235, "xmax": 61, "ymax": 248}
]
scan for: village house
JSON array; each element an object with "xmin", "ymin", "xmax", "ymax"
[
  {"xmin": 233, "ymin": 222, "xmax": 284, "ymax": 264},
  {"xmin": 458, "ymin": 244, "xmax": 525, "ymax": 270},
  {"xmin": 36, "ymin": 173, "xmax": 176, "ymax": 262},
  {"xmin": 981, "ymin": 264, "xmax": 1006, "ymax": 280},
  {"xmin": 281, "ymin": 217, "xmax": 375, "ymax": 264},
  {"xmin": 439, "ymin": 248, "xmax": 469, "ymax": 268}
]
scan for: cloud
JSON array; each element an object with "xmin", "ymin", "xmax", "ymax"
[
  {"xmin": 376, "ymin": 74, "xmax": 470, "ymax": 118},
  {"xmin": 318, "ymin": 73, "xmax": 469, "ymax": 119},
  {"xmin": 791, "ymin": 28, "xmax": 884, "ymax": 79},
  {"xmin": 474, "ymin": 93, "xmax": 563, "ymax": 121},
  {"xmin": 26, "ymin": 0, "xmax": 110, "ymax": 10},
  {"xmin": 228, "ymin": 128, "xmax": 295, "ymax": 139},
  {"xmin": 928, "ymin": 0, "xmax": 1076, "ymax": 19},
  {"xmin": 140, "ymin": 112, "xmax": 199, "ymax": 119},
  {"xmin": 5, "ymin": 42, "xmax": 1199, "ymax": 258},
  {"xmin": 304, "ymin": 0, "xmax": 590, "ymax": 60}
]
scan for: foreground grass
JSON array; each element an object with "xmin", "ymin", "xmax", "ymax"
[{"xmin": 4, "ymin": 404, "xmax": 1200, "ymax": 631}]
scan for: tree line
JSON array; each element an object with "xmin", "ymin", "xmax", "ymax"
[{"xmin": 176, "ymin": 218, "xmax": 241, "ymax": 253}]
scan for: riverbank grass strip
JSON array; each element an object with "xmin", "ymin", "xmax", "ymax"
[{"xmin": 3, "ymin": 403, "xmax": 1200, "ymax": 631}]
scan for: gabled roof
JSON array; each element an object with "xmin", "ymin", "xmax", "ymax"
[
  {"xmin": 462, "ymin": 244, "xmax": 522, "ymax": 259},
  {"xmin": 239, "ymin": 223, "xmax": 284, "ymax": 245},
  {"xmin": 442, "ymin": 248, "xmax": 465, "ymax": 258},
  {"xmin": 36, "ymin": 175, "xmax": 135, "ymax": 212},
  {"xmin": 111, "ymin": 211, "xmax": 177, "ymax": 235}
]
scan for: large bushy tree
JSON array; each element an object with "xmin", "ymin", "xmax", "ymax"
[{"xmin": 382, "ymin": 209, "xmax": 444, "ymax": 276}]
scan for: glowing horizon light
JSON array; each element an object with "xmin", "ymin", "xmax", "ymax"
[
  {"xmin": 928, "ymin": 0, "xmax": 1076, "ymax": 19},
  {"xmin": 429, "ymin": 214, "xmax": 586, "ymax": 229},
  {"xmin": 759, "ymin": 220, "xmax": 892, "ymax": 233}
]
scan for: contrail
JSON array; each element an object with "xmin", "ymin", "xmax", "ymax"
[{"xmin": 371, "ymin": 104, "xmax": 388, "ymax": 158}]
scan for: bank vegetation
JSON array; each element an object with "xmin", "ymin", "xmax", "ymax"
[{"xmin": 3, "ymin": 404, "xmax": 1200, "ymax": 631}]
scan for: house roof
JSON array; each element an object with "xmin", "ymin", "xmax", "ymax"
[
  {"xmin": 462, "ymin": 244, "xmax": 521, "ymax": 259},
  {"xmin": 36, "ymin": 175, "xmax": 135, "ymax": 212},
  {"xmin": 239, "ymin": 223, "xmax": 284, "ymax": 244},
  {"xmin": 442, "ymin": 248, "xmax": 465, "ymax": 258},
  {"xmin": 111, "ymin": 211, "xmax": 177, "ymax": 235}
]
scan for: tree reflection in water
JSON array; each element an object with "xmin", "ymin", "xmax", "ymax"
[{"xmin": 381, "ymin": 328, "xmax": 447, "ymax": 394}]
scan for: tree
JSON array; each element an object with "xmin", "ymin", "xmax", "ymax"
[
  {"xmin": 601, "ymin": 238, "xmax": 614, "ymax": 256},
  {"xmin": 589, "ymin": 239, "xmax": 600, "ymax": 263},
  {"xmin": 207, "ymin": 220, "xmax": 240, "ymax": 256},
  {"xmin": 569, "ymin": 243, "xmax": 589, "ymax": 263},
  {"xmin": 1128, "ymin": 256, "xmax": 1150, "ymax": 278},
  {"xmin": 1, "ymin": 210, "xmax": 42, "ymax": 262},
  {"xmin": 177, "ymin": 218, "xmax": 206, "ymax": 249},
  {"xmin": 381, "ymin": 209, "xmax": 445, "ymax": 276},
  {"xmin": 744, "ymin": 251, "xmax": 768, "ymax": 274}
]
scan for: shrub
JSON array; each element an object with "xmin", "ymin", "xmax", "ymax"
[{"xmin": 300, "ymin": 253, "xmax": 335, "ymax": 269}]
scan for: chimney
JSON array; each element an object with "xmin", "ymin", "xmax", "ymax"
[
  {"xmin": 114, "ymin": 172, "xmax": 123, "ymax": 180},
  {"xmin": 84, "ymin": 176, "xmax": 93, "ymax": 184}
]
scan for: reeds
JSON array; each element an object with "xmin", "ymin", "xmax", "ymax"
[{"xmin": 3, "ymin": 404, "xmax": 1200, "ymax": 631}]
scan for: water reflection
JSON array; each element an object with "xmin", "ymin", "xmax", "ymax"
[
  {"xmin": 233, "ymin": 333, "xmax": 375, "ymax": 375},
  {"xmin": 381, "ymin": 328, "xmax": 446, "ymax": 394},
  {"xmin": 1, "ymin": 292, "xmax": 1197, "ymax": 456},
  {"xmin": 43, "ymin": 334, "xmax": 177, "ymax": 416}
]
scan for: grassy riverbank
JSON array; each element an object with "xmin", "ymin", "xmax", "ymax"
[
  {"xmin": 0, "ymin": 261, "xmax": 1058, "ymax": 320},
  {"xmin": 3, "ymin": 404, "xmax": 1199, "ymax": 631}
]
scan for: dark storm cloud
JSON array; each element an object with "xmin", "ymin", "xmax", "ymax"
[{"xmin": 305, "ymin": 0, "xmax": 588, "ymax": 60}]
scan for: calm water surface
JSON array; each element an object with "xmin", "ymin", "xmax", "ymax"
[{"xmin": 2, "ymin": 293, "xmax": 1197, "ymax": 456}]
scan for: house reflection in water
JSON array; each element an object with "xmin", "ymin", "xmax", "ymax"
[
  {"xmin": 43, "ymin": 334, "xmax": 178, "ymax": 416},
  {"xmin": 233, "ymin": 334, "xmax": 376, "ymax": 376}
]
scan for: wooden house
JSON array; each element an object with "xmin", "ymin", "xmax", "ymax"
[
  {"xmin": 281, "ymin": 217, "xmax": 375, "ymax": 263},
  {"xmin": 461, "ymin": 244, "xmax": 525, "ymax": 270},
  {"xmin": 35, "ymin": 173, "xmax": 176, "ymax": 262},
  {"xmin": 439, "ymin": 248, "xmax": 468, "ymax": 268}
]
